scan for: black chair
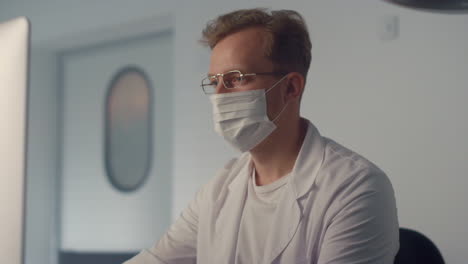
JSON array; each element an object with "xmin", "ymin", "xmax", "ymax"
[{"xmin": 394, "ymin": 228, "xmax": 445, "ymax": 264}]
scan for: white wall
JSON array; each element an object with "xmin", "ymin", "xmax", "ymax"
[{"xmin": 1, "ymin": 0, "xmax": 467, "ymax": 263}]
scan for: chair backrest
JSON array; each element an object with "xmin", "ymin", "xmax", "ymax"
[{"xmin": 394, "ymin": 228, "xmax": 445, "ymax": 264}]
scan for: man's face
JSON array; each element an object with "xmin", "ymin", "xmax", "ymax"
[{"xmin": 208, "ymin": 27, "xmax": 286, "ymax": 119}]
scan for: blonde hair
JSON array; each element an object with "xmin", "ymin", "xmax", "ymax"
[{"xmin": 201, "ymin": 8, "xmax": 312, "ymax": 79}]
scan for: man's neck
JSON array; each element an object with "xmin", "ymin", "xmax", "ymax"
[{"xmin": 250, "ymin": 118, "xmax": 307, "ymax": 186}]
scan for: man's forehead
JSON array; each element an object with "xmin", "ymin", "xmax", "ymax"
[
  {"xmin": 207, "ymin": 27, "xmax": 272, "ymax": 76},
  {"xmin": 207, "ymin": 52, "xmax": 272, "ymax": 76}
]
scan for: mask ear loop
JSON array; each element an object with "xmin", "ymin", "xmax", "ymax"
[
  {"xmin": 265, "ymin": 75, "xmax": 288, "ymax": 94},
  {"xmin": 263, "ymin": 74, "xmax": 289, "ymax": 123},
  {"xmin": 271, "ymin": 101, "xmax": 289, "ymax": 123}
]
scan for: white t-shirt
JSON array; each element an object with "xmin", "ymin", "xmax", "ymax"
[{"xmin": 235, "ymin": 169, "xmax": 290, "ymax": 264}]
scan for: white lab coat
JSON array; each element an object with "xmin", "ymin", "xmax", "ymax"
[{"xmin": 125, "ymin": 120, "xmax": 399, "ymax": 264}]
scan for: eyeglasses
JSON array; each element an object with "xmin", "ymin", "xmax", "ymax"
[{"xmin": 201, "ymin": 70, "xmax": 286, "ymax": 94}]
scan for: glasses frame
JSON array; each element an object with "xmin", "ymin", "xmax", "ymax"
[{"xmin": 201, "ymin": 70, "xmax": 287, "ymax": 94}]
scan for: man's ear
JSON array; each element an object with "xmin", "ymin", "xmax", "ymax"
[{"xmin": 284, "ymin": 72, "xmax": 304, "ymax": 102}]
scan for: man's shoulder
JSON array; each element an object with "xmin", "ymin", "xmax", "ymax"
[
  {"xmin": 316, "ymin": 137, "xmax": 392, "ymax": 196},
  {"xmin": 323, "ymin": 137, "xmax": 380, "ymax": 170},
  {"xmin": 305, "ymin": 137, "xmax": 397, "ymax": 231}
]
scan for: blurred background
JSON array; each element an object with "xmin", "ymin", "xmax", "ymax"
[{"xmin": 1, "ymin": 0, "xmax": 467, "ymax": 263}]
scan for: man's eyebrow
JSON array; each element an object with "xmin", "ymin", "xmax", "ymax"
[{"xmin": 207, "ymin": 66, "xmax": 249, "ymax": 77}]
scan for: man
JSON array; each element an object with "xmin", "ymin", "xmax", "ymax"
[{"xmin": 126, "ymin": 8, "xmax": 399, "ymax": 264}]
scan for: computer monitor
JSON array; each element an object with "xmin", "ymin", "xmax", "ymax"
[{"xmin": 0, "ymin": 16, "xmax": 30, "ymax": 264}]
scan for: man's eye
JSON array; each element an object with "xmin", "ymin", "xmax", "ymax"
[{"xmin": 225, "ymin": 76, "xmax": 242, "ymax": 87}]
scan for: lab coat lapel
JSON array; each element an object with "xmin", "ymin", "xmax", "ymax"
[
  {"xmin": 213, "ymin": 159, "xmax": 250, "ymax": 264},
  {"xmin": 262, "ymin": 185, "xmax": 302, "ymax": 264},
  {"xmin": 262, "ymin": 119, "xmax": 324, "ymax": 263}
]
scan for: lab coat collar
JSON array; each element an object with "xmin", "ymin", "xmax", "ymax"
[
  {"xmin": 227, "ymin": 152, "xmax": 251, "ymax": 192},
  {"xmin": 290, "ymin": 119, "xmax": 325, "ymax": 199}
]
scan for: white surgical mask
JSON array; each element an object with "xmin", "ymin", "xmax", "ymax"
[{"xmin": 209, "ymin": 76, "xmax": 288, "ymax": 152}]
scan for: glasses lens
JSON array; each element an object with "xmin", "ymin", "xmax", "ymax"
[
  {"xmin": 201, "ymin": 76, "xmax": 217, "ymax": 94},
  {"xmin": 222, "ymin": 71, "xmax": 242, "ymax": 89}
]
